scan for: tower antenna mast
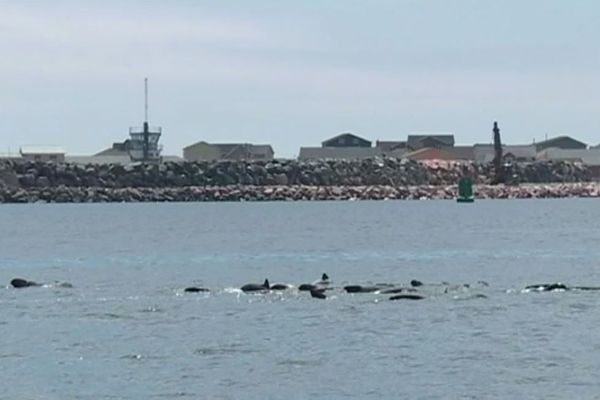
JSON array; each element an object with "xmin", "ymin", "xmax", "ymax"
[
  {"xmin": 128, "ymin": 77, "xmax": 162, "ymax": 163},
  {"xmin": 144, "ymin": 77, "xmax": 148, "ymax": 123}
]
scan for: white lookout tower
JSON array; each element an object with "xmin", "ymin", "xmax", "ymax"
[{"xmin": 128, "ymin": 78, "xmax": 162, "ymax": 163}]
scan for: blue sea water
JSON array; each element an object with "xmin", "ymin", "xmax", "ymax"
[{"xmin": 2, "ymin": 199, "xmax": 600, "ymax": 399}]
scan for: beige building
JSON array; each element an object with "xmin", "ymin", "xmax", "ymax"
[
  {"xmin": 298, "ymin": 146, "xmax": 385, "ymax": 160},
  {"xmin": 20, "ymin": 145, "xmax": 65, "ymax": 162},
  {"xmin": 536, "ymin": 148, "xmax": 600, "ymax": 165},
  {"xmin": 473, "ymin": 144, "xmax": 536, "ymax": 163},
  {"xmin": 94, "ymin": 140, "xmax": 131, "ymax": 157},
  {"xmin": 183, "ymin": 141, "xmax": 274, "ymax": 162}
]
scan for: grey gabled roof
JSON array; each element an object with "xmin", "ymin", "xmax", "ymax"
[
  {"xmin": 298, "ymin": 147, "xmax": 383, "ymax": 160},
  {"xmin": 321, "ymin": 133, "xmax": 371, "ymax": 146},
  {"xmin": 95, "ymin": 148, "xmax": 124, "ymax": 156},
  {"xmin": 95, "ymin": 147, "xmax": 130, "ymax": 156},
  {"xmin": 219, "ymin": 144, "xmax": 273, "ymax": 158},
  {"xmin": 182, "ymin": 140, "xmax": 212, "ymax": 151},
  {"xmin": 407, "ymin": 134, "xmax": 455, "ymax": 148},
  {"xmin": 535, "ymin": 136, "xmax": 587, "ymax": 149},
  {"xmin": 95, "ymin": 140, "xmax": 131, "ymax": 156},
  {"xmin": 183, "ymin": 141, "xmax": 273, "ymax": 156},
  {"xmin": 247, "ymin": 144, "xmax": 274, "ymax": 155}
]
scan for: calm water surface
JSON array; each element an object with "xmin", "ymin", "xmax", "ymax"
[{"xmin": 2, "ymin": 199, "xmax": 600, "ymax": 399}]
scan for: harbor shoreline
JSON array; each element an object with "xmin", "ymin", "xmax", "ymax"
[
  {"xmin": 1, "ymin": 182, "xmax": 599, "ymax": 203},
  {"xmin": 0, "ymin": 159, "xmax": 597, "ymax": 203}
]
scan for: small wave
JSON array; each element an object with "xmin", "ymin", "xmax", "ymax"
[
  {"xmin": 120, "ymin": 354, "xmax": 143, "ymax": 360},
  {"xmin": 40, "ymin": 282, "xmax": 74, "ymax": 289},
  {"xmin": 119, "ymin": 353, "xmax": 168, "ymax": 361},
  {"xmin": 194, "ymin": 343, "xmax": 257, "ymax": 357},
  {"xmin": 452, "ymin": 294, "xmax": 488, "ymax": 301},
  {"xmin": 568, "ymin": 302, "xmax": 592, "ymax": 313},
  {"xmin": 520, "ymin": 288, "xmax": 567, "ymax": 294},
  {"xmin": 154, "ymin": 392, "xmax": 196, "ymax": 398},
  {"xmin": 83, "ymin": 312, "xmax": 137, "ymax": 320},
  {"xmin": 0, "ymin": 353, "xmax": 23, "ymax": 359},
  {"xmin": 276, "ymin": 358, "xmax": 322, "ymax": 367},
  {"xmin": 139, "ymin": 306, "xmax": 163, "ymax": 313}
]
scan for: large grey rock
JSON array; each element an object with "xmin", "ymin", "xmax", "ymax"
[
  {"xmin": 18, "ymin": 173, "xmax": 37, "ymax": 187},
  {"xmin": 36, "ymin": 176, "xmax": 50, "ymax": 187},
  {"xmin": 0, "ymin": 168, "xmax": 20, "ymax": 188}
]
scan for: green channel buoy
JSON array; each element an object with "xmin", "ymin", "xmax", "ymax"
[{"xmin": 457, "ymin": 177, "xmax": 474, "ymax": 203}]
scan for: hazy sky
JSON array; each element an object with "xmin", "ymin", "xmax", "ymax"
[{"xmin": 1, "ymin": 0, "xmax": 600, "ymax": 157}]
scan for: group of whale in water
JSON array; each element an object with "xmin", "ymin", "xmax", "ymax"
[
  {"xmin": 185, "ymin": 274, "xmax": 430, "ymax": 300},
  {"xmin": 9, "ymin": 275, "xmax": 600, "ymax": 300},
  {"xmin": 8, "ymin": 274, "xmax": 431, "ymax": 300}
]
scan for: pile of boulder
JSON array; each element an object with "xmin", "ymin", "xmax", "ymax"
[{"xmin": 0, "ymin": 158, "xmax": 594, "ymax": 203}]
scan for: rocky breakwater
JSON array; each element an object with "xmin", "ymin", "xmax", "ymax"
[{"xmin": 0, "ymin": 158, "xmax": 594, "ymax": 203}]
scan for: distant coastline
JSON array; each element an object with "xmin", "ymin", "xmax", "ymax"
[{"xmin": 0, "ymin": 159, "xmax": 595, "ymax": 203}]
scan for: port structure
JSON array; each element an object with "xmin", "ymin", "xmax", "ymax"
[{"xmin": 128, "ymin": 78, "xmax": 162, "ymax": 163}]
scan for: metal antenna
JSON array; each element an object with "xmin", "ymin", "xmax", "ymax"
[{"xmin": 144, "ymin": 77, "xmax": 148, "ymax": 123}]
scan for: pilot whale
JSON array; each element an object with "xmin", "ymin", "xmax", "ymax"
[
  {"xmin": 270, "ymin": 283, "xmax": 291, "ymax": 291},
  {"xmin": 379, "ymin": 287, "xmax": 416, "ymax": 294},
  {"xmin": 299, "ymin": 274, "xmax": 331, "ymax": 291},
  {"xmin": 389, "ymin": 294, "xmax": 424, "ymax": 301},
  {"xmin": 10, "ymin": 278, "xmax": 41, "ymax": 289},
  {"xmin": 344, "ymin": 285, "xmax": 381, "ymax": 293},
  {"xmin": 343, "ymin": 283, "xmax": 394, "ymax": 293},
  {"xmin": 298, "ymin": 284, "xmax": 317, "ymax": 291},
  {"xmin": 241, "ymin": 279, "xmax": 270, "ymax": 293},
  {"xmin": 184, "ymin": 287, "xmax": 210, "ymax": 293},
  {"xmin": 310, "ymin": 288, "xmax": 327, "ymax": 299},
  {"xmin": 524, "ymin": 283, "xmax": 569, "ymax": 292}
]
